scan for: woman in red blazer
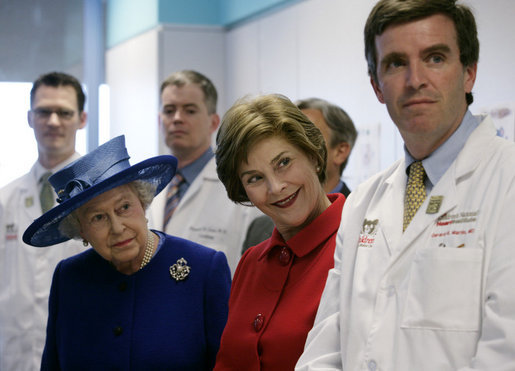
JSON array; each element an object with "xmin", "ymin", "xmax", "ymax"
[{"xmin": 214, "ymin": 94, "xmax": 346, "ymax": 370}]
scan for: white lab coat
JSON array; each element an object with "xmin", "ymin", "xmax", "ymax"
[
  {"xmin": 297, "ymin": 116, "xmax": 515, "ymax": 371},
  {"xmin": 0, "ymin": 157, "xmax": 88, "ymax": 371},
  {"xmin": 148, "ymin": 157, "xmax": 261, "ymax": 274}
]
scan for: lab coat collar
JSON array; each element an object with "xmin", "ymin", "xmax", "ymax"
[
  {"xmin": 177, "ymin": 156, "xmax": 218, "ymax": 208},
  {"xmin": 21, "ymin": 153, "xmax": 83, "ymax": 221},
  {"xmin": 179, "ymin": 147, "xmax": 213, "ymax": 187},
  {"xmin": 454, "ymin": 114, "xmax": 493, "ymax": 179},
  {"xmin": 404, "ymin": 110, "xmax": 480, "ymax": 188},
  {"xmin": 33, "ymin": 152, "xmax": 82, "ymax": 184}
]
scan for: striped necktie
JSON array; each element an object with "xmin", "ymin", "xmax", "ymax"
[
  {"xmin": 163, "ymin": 173, "xmax": 184, "ymax": 230},
  {"xmin": 39, "ymin": 172, "xmax": 54, "ymax": 213},
  {"xmin": 403, "ymin": 161, "xmax": 426, "ymax": 232}
]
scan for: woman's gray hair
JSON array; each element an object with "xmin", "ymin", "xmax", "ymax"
[{"xmin": 58, "ymin": 181, "xmax": 157, "ymax": 240}]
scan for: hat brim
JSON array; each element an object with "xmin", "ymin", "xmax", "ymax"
[{"xmin": 23, "ymin": 155, "xmax": 177, "ymax": 247}]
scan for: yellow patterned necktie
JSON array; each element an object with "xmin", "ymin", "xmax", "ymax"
[
  {"xmin": 39, "ymin": 172, "xmax": 54, "ymax": 213},
  {"xmin": 403, "ymin": 161, "xmax": 426, "ymax": 232}
]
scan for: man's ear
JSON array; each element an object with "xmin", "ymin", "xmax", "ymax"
[
  {"xmin": 333, "ymin": 142, "xmax": 351, "ymax": 166},
  {"xmin": 370, "ymin": 76, "xmax": 385, "ymax": 104},
  {"xmin": 464, "ymin": 62, "xmax": 477, "ymax": 95},
  {"xmin": 78, "ymin": 111, "xmax": 87, "ymax": 130},
  {"xmin": 210, "ymin": 113, "xmax": 220, "ymax": 133},
  {"xmin": 27, "ymin": 110, "xmax": 34, "ymax": 129}
]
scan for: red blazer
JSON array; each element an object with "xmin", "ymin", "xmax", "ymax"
[{"xmin": 214, "ymin": 193, "xmax": 345, "ymax": 371}]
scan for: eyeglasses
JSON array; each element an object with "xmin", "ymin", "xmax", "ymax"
[{"xmin": 31, "ymin": 108, "xmax": 76, "ymax": 121}]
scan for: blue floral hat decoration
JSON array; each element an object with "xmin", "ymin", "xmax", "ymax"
[{"xmin": 23, "ymin": 135, "xmax": 177, "ymax": 247}]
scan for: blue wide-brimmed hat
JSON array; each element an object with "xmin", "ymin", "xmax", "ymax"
[{"xmin": 23, "ymin": 135, "xmax": 177, "ymax": 247}]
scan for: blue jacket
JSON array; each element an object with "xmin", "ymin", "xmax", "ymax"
[{"xmin": 42, "ymin": 231, "xmax": 231, "ymax": 370}]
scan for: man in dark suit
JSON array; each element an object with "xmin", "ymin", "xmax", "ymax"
[{"xmin": 242, "ymin": 98, "xmax": 358, "ymax": 253}]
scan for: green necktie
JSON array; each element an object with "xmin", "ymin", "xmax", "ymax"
[
  {"xmin": 40, "ymin": 172, "xmax": 54, "ymax": 213},
  {"xmin": 403, "ymin": 161, "xmax": 426, "ymax": 232}
]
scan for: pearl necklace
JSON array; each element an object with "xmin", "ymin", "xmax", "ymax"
[{"xmin": 139, "ymin": 230, "xmax": 155, "ymax": 270}]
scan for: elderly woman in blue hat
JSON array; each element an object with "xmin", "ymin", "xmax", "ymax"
[{"xmin": 23, "ymin": 135, "xmax": 230, "ymax": 370}]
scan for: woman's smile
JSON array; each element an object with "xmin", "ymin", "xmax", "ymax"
[{"xmin": 272, "ymin": 189, "xmax": 300, "ymax": 208}]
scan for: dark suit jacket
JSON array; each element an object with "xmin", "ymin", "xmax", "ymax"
[{"xmin": 339, "ymin": 181, "xmax": 351, "ymax": 198}]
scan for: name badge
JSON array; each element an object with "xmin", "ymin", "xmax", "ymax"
[
  {"xmin": 426, "ymin": 195, "xmax": 443, "ymax": 214},
  {"xmin": 25, "ymin": 196, "xmax": 34, "ymax": 208}
]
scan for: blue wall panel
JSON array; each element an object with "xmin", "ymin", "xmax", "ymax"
[
  {"xmin": 158, "ymin": 0, "xmax": 221, "ymax": 25},
  {"xmin": 221, "ymin": 0, "xmax": 298, "ymax": 26},
  {"xmin": 107, "ymin": 0, "xmax": 299, "ymax": 48},
  {"xmin": 107, "ymin": 0, "xmax": 158, "ymax": 47}
]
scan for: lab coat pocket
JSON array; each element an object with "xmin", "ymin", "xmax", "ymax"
[{"xmin": 401, "ymin": 247, "xmax": 483, "ymax": 331}]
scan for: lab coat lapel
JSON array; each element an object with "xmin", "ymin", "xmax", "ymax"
[
  {"xmin": 377, "ymin": 162, "xmax": 406, "ymax": 256},
  {"xmin": 379, "ymin": 157, "xmax": 461, "ymax": 286},
  {"xmin": 22, "ymin": 166, "xmax": 41, "ymax": 222},
  {"xmin": 177, "ymin": 175, "xmax": 200, "ymax": 211},
  {"xmin": 175, "ymin": 158, "xmax": 215, "ymax": 213}
]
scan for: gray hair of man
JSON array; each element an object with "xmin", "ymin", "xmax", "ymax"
[
  {"xmin": 296, "ymin": 98, "xmax": 357, "ymax": 174},
  {"xmin": 58, "ymin": 181, "xmax": 156, "ymax": 240},
  {"xmin": 160, "ymin": 70, "xmax": 218, "ymax": 114}
]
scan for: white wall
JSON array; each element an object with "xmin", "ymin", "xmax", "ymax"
[
  {"xmin": 225, "ymin": 0, "xmax": 402, "ymax": 189},
  {"xmin": 158, "ymin": 25, "xmax": 226, "ymax": 154},
  {"xmin": 105, "ymin": 0, "xmax": 515, "ymax": 187},
  {"xmin": 106, "ymin": 25, "xmax": 225, "ymax": 162},
  {"xmin": 468, "ymin": 1, "xmax": 515, "ymax": 108},
  {"xmin": 224, "ymin": 0, "xmax": 515, "ymax": 189},
  {"xmin": 106, "ymin": 29, "xmax": 160, "ymax": 163}
]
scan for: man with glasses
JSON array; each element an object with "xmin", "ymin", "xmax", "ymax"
[{"xmin": 0, "ymin": 71, "xmax": 89, "ymax": 370}]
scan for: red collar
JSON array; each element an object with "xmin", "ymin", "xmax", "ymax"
[{"xmin": 257, "ymin": 193, "xmax": 345, "ymax": 260}]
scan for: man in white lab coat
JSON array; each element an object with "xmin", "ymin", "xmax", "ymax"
[
  {"xmin": 148, "ymin": 70, "xmax": 259, "ymax": 274},
  {"xmin": 297, "ymin": 1, "xmax": 515, "ymax": 370},
  {"xmin": 0, "ymin": 72, "xmax": 89, "ymax": 370}
]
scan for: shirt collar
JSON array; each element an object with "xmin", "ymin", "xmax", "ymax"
[
  {"xmin": 179, "ymin": 147, "xmax": 214, "ymax": 185},
  {"xmin": 330, "ymin": 180, "xmax": 344, "ymax": 194},
  {"xmin": 404, "ymin": 110, "xmax": 479, "ymax": 187}
]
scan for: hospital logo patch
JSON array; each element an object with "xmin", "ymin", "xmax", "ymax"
[
  {"xmin": 5, "ymin": 223, "xmax": 18, "ymax": 241},
  {"xmin": 358, "ymin": 219, "xmax": 378, "ymax": 248}
]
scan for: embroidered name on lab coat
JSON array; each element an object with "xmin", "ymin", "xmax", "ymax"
[
  {"xmin": 189, "ymin": 226, "xmax": 228, "ymax": 241},
  {"xmin": 431, "ymin": 210, "xmax": 479, "ymax": 238}
]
